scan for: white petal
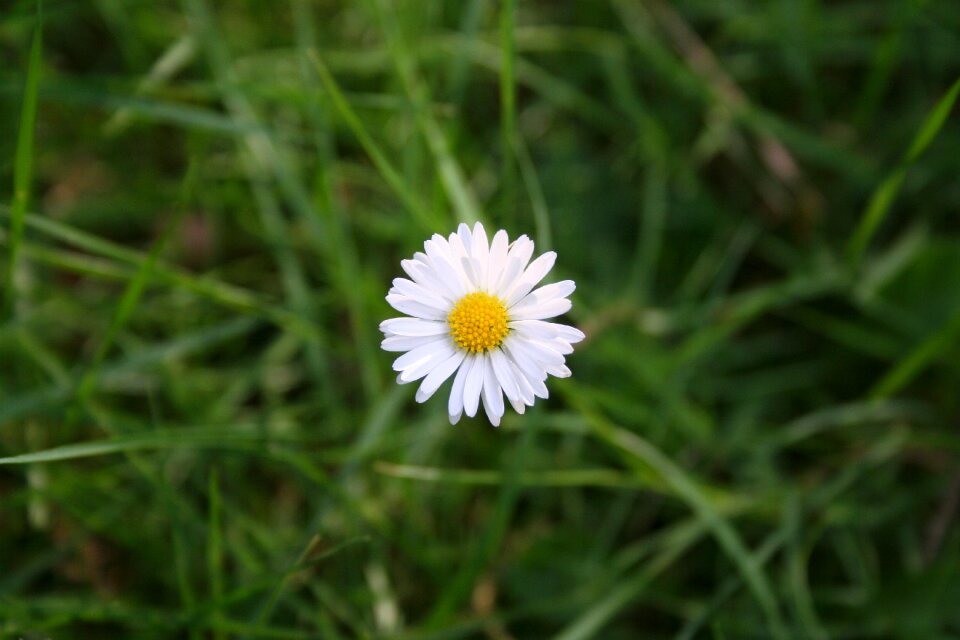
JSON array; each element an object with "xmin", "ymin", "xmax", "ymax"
[
  {"xmin": 510, "ymin": 297, "xmax": 572, "ymax": 321},
  {"xmin": 515, "ymin": 337, "xmax": 566, "ymax": 366},
  {"xmin": 470, "ymin": 222, "xmax": 489, "ymax": 288},
  {"xmin": 471, "ymin": 222, "xmax": 489, "ymax": 262},
  {"xmin": 439, "ymin": 233, "xmax": 475, "ymax": 291},
  {"xmin": 525, "ymin": 372, "xmax": 549, "ymax": 399},
  {"xmin": 517, "ymin": 367, "xmax": 549, "ymax": 400},
  {"xmin": 402, "ymin": 259, "xmax": 457, "ymax": 301},
  {"xmin": 554, "ymin": 323, "xmax": 585, "ymax": 344},
  {"xmin": 380, "ymin": 318, "xmax": 448, "ymax": 337},
  {"xmin": 481, "ymin": 357, "xmax": 504, "ymax": 427},
  {"xmin": 505, "ymin": 251, "xmax": 557, "ymax": 306},
  {"xmin": 509, "ymin": 319, "xmax": 562, "ymax": 341},
  {"xmin": 457, "ymin": 222, "xmax": 473, "ymax": 249},
  {"xmin": 393, "ymin": 339, "xmax": 448, "ymax": 371},
  {"xmin": 447, "ymin": 233, "xmax": 477, "ymax": 288},
  {"xmin": 400, "ymin": 357, "xmax": 448, "ymax": 384},
  {"xmin": 391, "ymin": 278, "xmax": 450, "ymax": 310},
  {"xmin": 501, "ymin": 337, "xmax": 547, "ymax": 381},
  {"xmin": 427, "ymin": 233, "xmax": 460, "ymax": 262},
  {"xmin": 549, "ymin": 338, "xmax": 575, "ymax": 355},
  {"xmin": 381, "ymin": 334, "xmax": 444, "ymax": 352},
  {"xmin": 512, "ymin": 368, "xmax": 548, "ymax": 400},
  {"xmin": 449, "ymin": 410, "xmax": 462, "ymax": 425},
  {"xmin": 386, "ymin": 294, "xmax": 447, "ymax": 320},
  {"xmin": 545, "ymin": 363, "xmax": 571, "ymax": 378},
  {"xmin": 416, "ymin": 350, "xmax": 466, "ymax": 403},
  {"xmin": 463, "ymin": 355, "xmax": 484, "ymax": 418},
  {"xmin": 486, "ymin": 230, "xmax": 509, "ymax": 291},
  {"xmin": 501, "ymin": 339, "xmax": 551, "ymax": 400},
  {"xmin": 400, "ymin": 258, "xmax": 428, "ymax": 283},
  {"xmin": 395, "ymin": 341, "xmax": 455, "ymax": 383},
  {"xmin": 513, "ymin": 369, "xmax": 537, "ymax": 406},
  {"xmin": 448, "ymin": 352, "xmax": 472, "ymax": 418},
  {"xmin": 424, "ymin": 243, "xmax": 468, "ymax": 298},
  {"xmin": 495, "ymin": 235, "xmax": 534, "ymax": 296},
  {"xmin": 489, "ymin": 348, "xmax": 521, "ymax": 408},
  {"xmin": 460, "ymin": 256, "xmax": 483, "ymax": 289},
  {"xmin": 510, "ymin": 280, "xmax": 575, "ymax": 310}
]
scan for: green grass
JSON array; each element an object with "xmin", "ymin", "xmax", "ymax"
[
  {"xmin": 2, "ymin": 0, "xmax": 960, "ymax": 638},
  {"xmin": 2, "ymin": 0, "xmax": 41, "ymax": 318}
]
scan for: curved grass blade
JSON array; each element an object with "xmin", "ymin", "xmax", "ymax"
[
  {"xmin": 567, "ymin": 389, "xmax": 790, "ymax": 640},
  {"xmin": 554, "ymin": 519, "xmax": 707, "ymax": 640}
]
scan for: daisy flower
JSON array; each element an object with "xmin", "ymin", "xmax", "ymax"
[{"xmin": 379, "ymin": 222, "xmax": 584, "ymax": 426}]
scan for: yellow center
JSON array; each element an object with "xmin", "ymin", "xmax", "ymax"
[{"xmin": 447, "ymin": 292, "xmax": 509, "ymax": 353}]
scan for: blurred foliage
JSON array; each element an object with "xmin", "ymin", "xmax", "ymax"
[{"xmin": 2, "ymin": 0, "xmax": 960, "ymax": 638}]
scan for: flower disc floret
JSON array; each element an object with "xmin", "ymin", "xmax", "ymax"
[{"xmin": 447, "ymin": 292, "xmax": 509, "ymax": 353}]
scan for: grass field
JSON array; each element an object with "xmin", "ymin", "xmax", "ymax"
[{"xmin": 2, "ymin": 0, "xmax": 960, "ymax": 638}]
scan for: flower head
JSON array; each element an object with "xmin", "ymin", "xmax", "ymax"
[{"xmin": 379, "ymin": 222, "xmax": 584, "ymax": 426}]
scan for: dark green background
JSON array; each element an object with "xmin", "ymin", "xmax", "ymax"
[{"xmin": 2, "ymin": 0, "xmax": 960, "ymax": 638}]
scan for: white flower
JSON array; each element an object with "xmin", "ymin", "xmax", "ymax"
[{"xmin": 379, "ymin": 222, "xmax": 584, "ymax": 426}]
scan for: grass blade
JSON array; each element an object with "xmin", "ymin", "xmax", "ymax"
[
  {"xmin": 568, "ymin": 390, "xmax": 790, "ymax": 640},
  {"xmin": 372, "ymin": 0, "xmax": 483, "ymax": 226},
  {"xmin": 253, "ymin": 534, "xmax": 370, "ymax": 627},
  {"xmin": 3, "ymin": 2, "xmax": 42, "ymax": 319},
  {"xmin": 208, "ymin": 469, "xmax": 226, "ymax": 640},
  {"xmin": 499, "ymin": 0, "xmax": 517, "ymax": 222},
  {"xmin": 555, "ymin": 519, "xmax": 707, "ymax": 640},
  {"xmin": 308, "ymin": 49, "xmax": 437, "ymax": 230},
  {"xmin": 77, "ymin": 166, "xmax": 196, "ymax": 402},
  {"xmin": 847, "ymin": 77, "xmax": 960, "ymax": 263},
  {"xmin": 0, "ymin": 427, "xmax": 271, "ymax": 465},
  {"xmin": 0, "ymin": 316, "xmax": 261, "ymax": 426},
  {"xmin": 374, "ymin": 462, "xmax": 633, "ymax": 488},
  {"xmin": 515, "ymin": 134, "xmax": 553, "ymax": 250},
  {"xmin": 870, "ymin": 308, "xmax": 960, "ymax": 399},
  {"xmin": 0, "ymin": 206, "xmax": 319, "ymax": 342}
]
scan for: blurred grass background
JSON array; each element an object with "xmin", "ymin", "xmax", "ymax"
[{"xmin": 2, "ymin": 0, "xmax": 960, "ymax": 637}]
